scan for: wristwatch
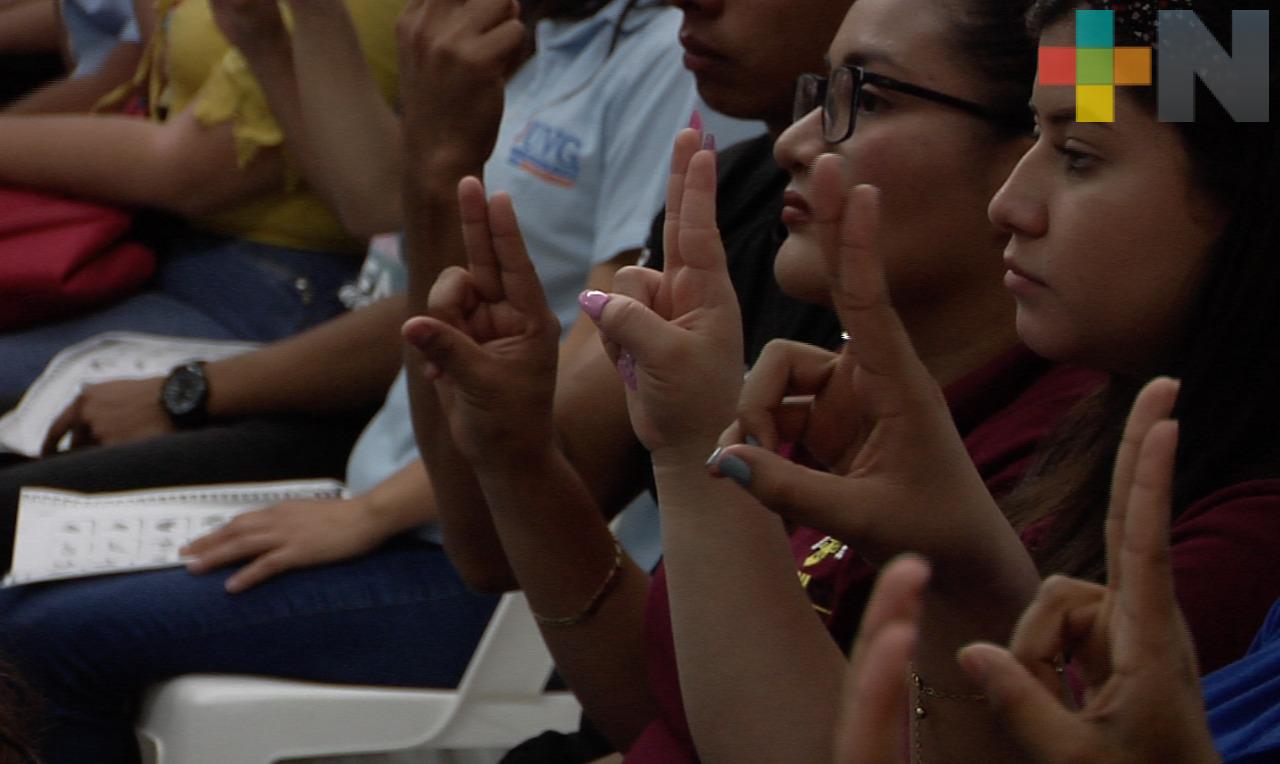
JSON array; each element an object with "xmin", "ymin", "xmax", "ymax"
[{"xmin": 160, "ymin": 361, "xmax": 210, "ymax": 428}]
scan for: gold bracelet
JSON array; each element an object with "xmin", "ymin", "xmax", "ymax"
[
  {"xmin": 532, "ymin": 537, "xmax": 625, "ymax": 627},
  {"xmin": 910, "ymin": 671, "xmax": 986, "ymax": 719},
  {"xmin": 910, "ymin": 668, "xmax": 987, "ymax": 764}
]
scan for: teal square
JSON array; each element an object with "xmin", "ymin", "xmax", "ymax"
[
  {"xmin": 1076, "ymin": 9, "xmax": 1114, "ymax": 48},
  {"xmin": 1077, "ymin": 48, "xmax": 1114, "ymax": 85}
]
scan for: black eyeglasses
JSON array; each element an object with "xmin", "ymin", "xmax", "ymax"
[{"xmin": 793, "ymin": 64, "xmax": 1031, "ymax": 144}]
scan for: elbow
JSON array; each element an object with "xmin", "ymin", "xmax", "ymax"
[
  {"xmin": 446, "ymin": 548, "xmax": 521, "ymax": 595},
  {"xmin": 152, "ymin": 118, "xmax": 281, "ymax": 220},
  {"xmin": 466, "ymin": 575, "xmax": 521, "ymax": 597},
  {"xmin": 159, "ymin": 163, "xmax": 244, "ymax": 220},
  {"xmin": 165, "ymin": 187, "xmax": 227, "ymax": 220},
  {"xmin": 151, "ymin": 135, "xmax": 227, "ymax": 219},
  {"xmin": 334, "ymin": 194, "xmax": 403, "ymax": 242}
]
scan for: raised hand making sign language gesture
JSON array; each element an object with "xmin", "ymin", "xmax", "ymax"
[
  {"xmin": 707, "ymin": 154, "xmax": 1031, "ymax": 578},
  {"xmin": 402, "ymin": 177, "xmax": 561, "ymax": 465},
  {"xmin": 579, "ymin": 128, "xmax": 745, "ymax": 461},
  {"xmin": 578, "ymin": 140, "xmax": 1039, "ymax": 763},
  {"xmin": 958, "ymin": 379, "xmax": 1220, "ymax": 764},
  {"xmin": 833, "ymin": 378, "xmax": 1222, "ymax": 764},
  {"xmin": 401, "ymin": 132, "xmax": 727, "ymax": 748}
]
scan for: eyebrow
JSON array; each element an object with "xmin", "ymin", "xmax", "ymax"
[{"xmin": 822, "ymin": 47, "xmax": 898, "ymax": 70}]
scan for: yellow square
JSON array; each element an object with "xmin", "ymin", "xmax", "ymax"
[
  {"xmin": 1114, "ymin": 47, "xmax": 1152, "ymax": 85},
  {"xmin": 1077, "ymin": 85, "xmax": 1115, "ymax": 122}
]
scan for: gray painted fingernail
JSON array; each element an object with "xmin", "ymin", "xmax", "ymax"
[
  {"xmin": 716, "ymin": 454, "xmax": 752, "ymax": 488},
  {"xmin": 745, "ymin": 435, "xmax": 761, "ymax": 447}
]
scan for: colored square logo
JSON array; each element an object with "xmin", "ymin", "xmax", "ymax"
[
  {"xmin": 1076, "ymin": 9, "xmax": 1115, "ymax": 48},
  {"xmin": 1039, "ymin": 47, "xmax": 1077, "ymax": 85},
  {"xmin": 1114, "ymin": 47, "xmax": 1153, "ymax": 85},
  {"xmin": 1077, "ymin": 85, "xmax": 1115, "ymax": 122},
  {"xmin": 1077, "ymin": 48, "xmax": 1114, "ymax": 85}
]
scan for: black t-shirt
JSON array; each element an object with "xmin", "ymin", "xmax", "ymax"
[{"xmin": 640, "ymin": 134, "xmax": 843, "ymax": 364}]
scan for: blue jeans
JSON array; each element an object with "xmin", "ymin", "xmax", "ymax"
[
  {"xmin": 0, "ymin": 230, "xmax": 358, "ymax": 400},
  {"xmin": 0, "ymin": 537, "xmax": 499, "ymax": 764}
]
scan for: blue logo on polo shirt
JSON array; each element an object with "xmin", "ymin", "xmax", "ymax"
[{"xmin": 509, "ymin": 120, "xmax": 582, "ymax": 188}]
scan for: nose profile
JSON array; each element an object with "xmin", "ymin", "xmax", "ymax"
[
  {"xmin": 988, "ymin": 151, "xmax": 1048, "ymax": 240},
  {"xmin": 774, "ymin": 108, "xmax": 825, "ymax": 178}
]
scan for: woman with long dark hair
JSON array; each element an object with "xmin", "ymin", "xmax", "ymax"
[
  {"xmin": 402, "ymin": 0, "xmax": 1115, "ymax": 759},
  {"xmin": 692, "ymin": 0, "xmax": 1280, "ymax": 760}
]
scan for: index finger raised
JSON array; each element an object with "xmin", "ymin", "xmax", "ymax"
[
  {"xmin": 486, "ymin": 191, "xmax": 554, "ymax": 318},
  {"xmin": 815, "ymin": 163, "xmax": 918, "ymax": 384},
  {"xmin": 660, "ymin": 128, "xmax": 703, "ymax": 279},
  {"xmin": 458, "ymin": 176, "xmax": 504, "ymax": 302},
  {"xmin": 1104, "ymin": 377, "xmax": 1180, "ymax": 588}
]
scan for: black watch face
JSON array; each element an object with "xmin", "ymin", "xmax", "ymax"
[{"xmin": 163, "ymin": 366, "xmax": 207, "ymax": 417}]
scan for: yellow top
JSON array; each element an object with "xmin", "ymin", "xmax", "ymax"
[{"xmin": 160, "ymin": 0, "xmax": 403, "ymax": 254}]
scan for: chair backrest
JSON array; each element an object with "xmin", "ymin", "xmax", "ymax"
[
  {"xmin": 452, "ymin": 591, "xmax": 556, "ymax": 699},
  {"xmin": 459, "ymin": 493, "xmax": 662, "ymax": 700}
]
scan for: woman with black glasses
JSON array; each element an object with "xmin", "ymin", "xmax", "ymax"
[
  {"xmin": 692, "ymin": 0, "xmax": 1280, "ymax": 761},
  {"xmin": 404, "ymin": 0, "xmax": 1106, "ymax": 761}
]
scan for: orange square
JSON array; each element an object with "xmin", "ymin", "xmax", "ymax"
[
  {"xmin": 1039, "ymin": 47, "xmax": 1077, "ymax": 85},
  {"xmin": 1114, "ymin": 47, "xmax": 1152, "ymax": 85}
]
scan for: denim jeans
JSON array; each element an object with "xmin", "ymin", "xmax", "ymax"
[
  {"xmin": 0, "ymin": 229, "xmax": 358, "ymax": 400},
  {"xmin": 0, "ymin": 536, "xmax": 499, "ymax": 764}
]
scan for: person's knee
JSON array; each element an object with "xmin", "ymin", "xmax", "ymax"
[{"xmin": 0, "ymin": 587, "xmax": 123, "ymax": 701}]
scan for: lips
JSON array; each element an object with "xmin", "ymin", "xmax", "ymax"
[
  {"xmin": 782, "ymin": 189, "xmax": 814, "ymax": 226},
  {"xmin": 1002, "ymin": 254, "xmax": 1049, "ymax": 296},
  {"xmin": 679, "ymin": 31, "xmax": 726, "ymax": 73},
  {"xmin": 1003, "ymin": 258, "xmax": 1046, "ymax": 286}
]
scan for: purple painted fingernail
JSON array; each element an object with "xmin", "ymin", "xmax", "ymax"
[
  {"xmin": 618, "ymin": 350, "xmax": 638, "ymax": 391},
  {"xmin": 579, "ymin": 290, "xmax": 610, "ymax": 321},
  {"xmin": 689, "ymin": 109, "xmax": 703, "ymax": 132},
  {"xmin": 702, "ymin": 133, "xmax": 716, "ymax": 151}
]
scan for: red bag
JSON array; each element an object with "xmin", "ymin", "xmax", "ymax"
[{"xmin": 0, "ymin": 188, "xmax": 156, "ymax": 330}]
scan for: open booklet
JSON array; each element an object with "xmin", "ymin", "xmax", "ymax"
[
  {"xmin": 0, "ymin": 332, "xmax": 260, "ymax": 458},
  {"xmin": 4, "ymin": 479, "xmax": 345, "ymax": 587}
]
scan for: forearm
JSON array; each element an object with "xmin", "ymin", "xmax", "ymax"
[
  {"xmin": 401, "ymin": 154, "xmax": 511, "ymax": 584},
  {"xmin": 206, "ymin": 294, "xmax": 405, "ymax": 419},
  {"xmin": 403, "ymin": 163, "xmax": 479, "ymax": 315},
  {"xmin": 287, "ymin": 0, "xmax": 402, "ymax": 236},
  {"xmin": 0, "ymin": 111, "xmax": 282, "ymax": 216},
  {"xmin": 5, "ymin": 42, "xmax": 143, "ymax": 115},
  {"xmin": 653, "ymin": 453, "xmax": 846, "ymax": 763},
  {"xmin": 554, "ymin": 341, "xmax": 648, "ymax": 514},
  {"xmin": 0, "ymin": 0, "xmax": 60, "ymax": 53},
  {"xmin": 474, "ymin": 447, "xmax": 655, "ymax": 750},
  {"xmin": 411, "ymin": 380, "xmax": 517, "ymax": 593},
  {"xmin": 910, "ymin": 531, "xmax": 1041, "ymax": 764},
  {"xmin": 409, "ymin": 347, "xmax": 655, "ymax": 745},
  {"xmin": 223, "ymin": 39, "xmax": 316, "ymax": 196},
  {"xmin": 421, "ymin": 286, "xmax": 643, "ymax": 593}
]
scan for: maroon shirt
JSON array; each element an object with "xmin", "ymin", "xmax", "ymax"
[{"xmin": 624, "ymin": 347, "xmax": 1102, "ymax": 762}]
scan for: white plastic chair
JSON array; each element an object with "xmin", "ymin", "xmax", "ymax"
[{"xmin": 135, "ymin": 592, "xmax": 581, "ymax": 764}]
